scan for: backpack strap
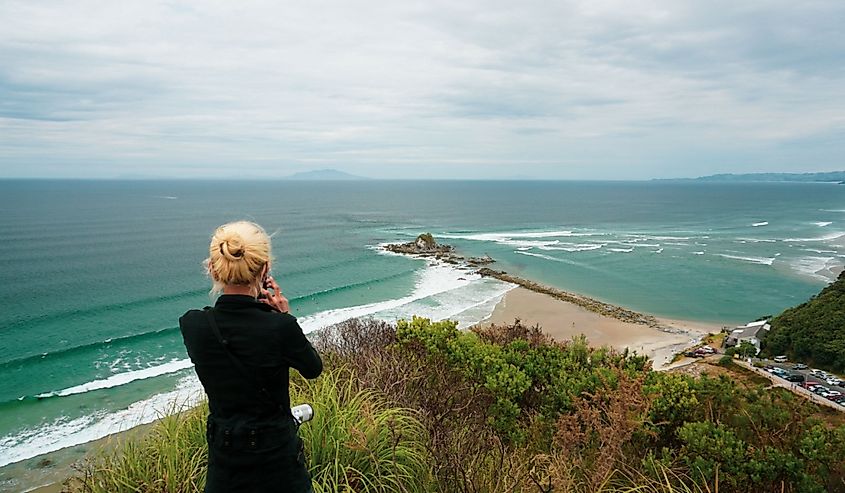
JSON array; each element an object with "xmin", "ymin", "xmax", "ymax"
[{"xmin": 203, "ymin": 307, "xmax": 285, "ymax": 413}]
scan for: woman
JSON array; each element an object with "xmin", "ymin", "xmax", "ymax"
[{"xmin": 180, "ymin": 221, "xmax": 322, "ymax": 492}]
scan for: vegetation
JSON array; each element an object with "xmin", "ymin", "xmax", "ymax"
[
  {"xmin": 763, "ymin": 270, "xmax": 845, "ymax": 372},
  {"xmin": 68, "ymin": 317, "xmax": 845, "ymax": 492}
]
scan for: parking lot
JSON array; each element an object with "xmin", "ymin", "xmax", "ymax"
[{"xmin": 760, "ymin": 360, "xmax": 845, "ymax": 408}]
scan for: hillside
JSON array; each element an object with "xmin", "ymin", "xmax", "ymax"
[
  {"xmin": 763, "ymin": 271, "xmax": 845, "ymax": 371},
  {"xmin": 284, "ymin": 169, "xmax": 369, "ymax": 180},
  {"xmin": 659, "ymin": 171, "xmax": 845, "ymax": 183},
  {"xmin": 67, "ymin": 318, "xmax": 845, "ymax": 493}
]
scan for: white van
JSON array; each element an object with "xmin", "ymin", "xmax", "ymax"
[{"xmin": 774, "ymin": 355, "xmax": 788, "ymax": 363}]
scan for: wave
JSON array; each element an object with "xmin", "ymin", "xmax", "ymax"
[
  {"xmin": 803, "ymin": 248, "xmax": 838, "ymax": 254},
  {"xmin": 2, "ymin": 287, "xmax": 207, "ymax": 339},
  {"xmin": 541, "ymin": 243, "xmax": 604, "ymax": 252},
  {"xmin": 607, "ymin": 248, "xmax": 634, "ymax": 253},
  {"xmin": 751, "ymin": 222, "xmax": 768, "ymax": 227},
  {"xmin": 692, "ymin": 251, "xmax": 705, "ymax": 255},
  {"xmin": 0, "ymin": 326, "xmax": 179, "ymax": 371},
  {"xmin": 0, "ymin": 375, "xmax": 204, "ymax": 468},
  {"xmin": 439, "ymin": 230, "xmax": 594, "ymax": 241},
  {"xmin": 717, "ymin": 254, "xmax": 775, "ymax": 266},
  {"xmin": 787, "ymin": 256, "xmax": 837, "ymax": 282},
  {"xmin": 297, "ymin": 261, "xmax": 511, "ymax": 334},
  {"xmin": 288, "ymin": 268, "xmax": 415, "ymax": 302},
  {"xmin": 515, "ymin": 251, "xmax": 569, "ymax": 263},
  {"xmin": 783, "ymin": 232, "xmax": 845, "ymax": 242},
  {"xmin": 813, "ymin": 221, "xmax": 833, "ymax": 227},
  {"xmin": 35, "ymin": 359, "xmax": 194, "ymax": 399},
  {"xmin": 737, "ymin": 238, "xmax": 777, "ymax": 243}
]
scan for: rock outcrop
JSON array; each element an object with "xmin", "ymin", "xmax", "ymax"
[{"xmin": 383, "ymin": 233, "xmax": 496, "ymax": 267}]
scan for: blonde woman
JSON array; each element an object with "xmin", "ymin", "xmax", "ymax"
[{"xmin": 180, "ymin": 221, "xmax": 322, "ymax": 492}]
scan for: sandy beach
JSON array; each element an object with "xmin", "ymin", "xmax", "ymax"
[{"xmin": 483, "ymin": 287, "xmax": 722, "ymax": 369}]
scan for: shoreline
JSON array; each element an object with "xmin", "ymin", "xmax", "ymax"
[
  {"xmin": 5, "ymin": 249, "xmax": 729, "ymax": 491},
  {"xmin": 481, "ymin": 287, "xmax": 720, "ymax": 370}
]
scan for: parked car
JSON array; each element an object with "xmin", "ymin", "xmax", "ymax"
[
  {"xmin": 774, "ymin": 355, "xmax": 788, "ymax": 363},
  {"xmin": 785, "ymin": 374, "xmax": 805, "ymax": 383},
  {"xmin": 792, "ymin": 363, "xmax": 808, "ymax": 370},
  {"xmin": 826, "ymin": 378, "xmax": 843, "ymax": 386}
]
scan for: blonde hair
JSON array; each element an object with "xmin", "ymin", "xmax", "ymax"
[{"xmin": 206, "ymin": 221, "xmax": 272, "ymax": 294}]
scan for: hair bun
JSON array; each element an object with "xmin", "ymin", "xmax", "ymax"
[{"xmin": 219, "ymin": 236, "xmax": 246, "ymax": 260}]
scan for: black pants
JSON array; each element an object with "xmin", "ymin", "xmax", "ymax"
[{"xmin": 205, "ymin": 415, "xmax": 312, "ymax": 493}]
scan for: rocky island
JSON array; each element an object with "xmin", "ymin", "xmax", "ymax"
[{"xmin": 383, "ymin": 233, "xmax": 495, "ymax": 267}]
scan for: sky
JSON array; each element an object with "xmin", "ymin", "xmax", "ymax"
[{"xmin": 0, "ymin": 1, "xmax": 843, "ymax": 180}]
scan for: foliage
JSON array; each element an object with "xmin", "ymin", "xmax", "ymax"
[
  {"xmin": 67, "ymin": 317, "xmax": 845, "ymax": 493},
  {"xmin": 764, "ymin": 270, "xmax": 845, "ymax": 372},
  {"xmin": 294, "ymin": 368, "xmax": 431, "ymax": 493},
  {"xmin": 66, "ymin": 368, "xmax": 430, "ymax": 493},
  {"xmin": 735, "ymin": 341, "xmax": 757, "ymax": 359}
]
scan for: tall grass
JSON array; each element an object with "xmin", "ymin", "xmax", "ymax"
[
  {"xmin": 67, "ymin": 400, "xmax": 208, "ymax": 492},
  {"xmin": 66, "ymin": 367, "xmax": 430, "ymax": 493},
  {"xmin": 292, "ymin": 368, "xmax": 431, "ymax": 493}
]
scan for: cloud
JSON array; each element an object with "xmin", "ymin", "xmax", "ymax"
[{"xmin": 0, "ymin": 0, "xmax": 843, "ymax": 179}]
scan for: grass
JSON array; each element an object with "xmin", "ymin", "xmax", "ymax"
[
  {"xmin": 66, "ymin": 400, "xmax": 208, "ymax": 492},
  {"xmin": 293, "ymin": 368, "xmax": 431, "ymax": 493},
  {"xmin": 66, "ymin": 367, "xmax": 430, "ymax": 493}
]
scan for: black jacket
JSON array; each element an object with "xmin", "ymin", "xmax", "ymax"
[
  {"xmin": 180, "ymin": 295, "xmax": 322, "ymax": 492},
  {"xmin": 179, "ymin": 294, "xmax": 323, "ymax": 422}
]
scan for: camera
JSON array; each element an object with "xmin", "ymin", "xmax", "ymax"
[{"xmin": 291, "ymin": 403, "xmax": 314, "ymax": 425}]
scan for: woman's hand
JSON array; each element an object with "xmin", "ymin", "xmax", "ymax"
[{"xmin": 259, "ymin": 275, "xmax": 291, "ymax": 314}]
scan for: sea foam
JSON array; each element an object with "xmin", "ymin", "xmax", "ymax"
[
  {"xmin": 35, "ymin": 359, "xmax": 195, "ymax": 399},
  {"xmin": 717, "ymin": 254, "xmax": 776, "ymax": 266},
  {"xmin": 0, "ymin": 375, "xmax": 204, "ymax": 468}
]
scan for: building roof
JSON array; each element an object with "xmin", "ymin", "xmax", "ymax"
[{"xmin": 730, "ymin": 320, "xmax": 770, "ymax": 340}]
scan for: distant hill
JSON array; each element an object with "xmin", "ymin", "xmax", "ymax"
[
  {"xmin": 658, "ymin": 171, "xmax": 845, "ymax": 183},
  {"xmin": 284, "ymin": 169, "xmax": 369, "ymax": 181},
  {"xmin": 762, "ymin": 270, "xmax": 845, "ymax": 371}
]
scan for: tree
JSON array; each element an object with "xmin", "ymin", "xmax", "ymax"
[{"xmin": 736, "ymin": 340, "xmax": 758, "ymax": 359}]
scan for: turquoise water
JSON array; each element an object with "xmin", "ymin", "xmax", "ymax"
[{"xmin": 1, "ymin": 179, "xmax": 843, "ymax": 481}]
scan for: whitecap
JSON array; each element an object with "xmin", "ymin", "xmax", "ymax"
[
  {"xmin": 737, "ymin": 238, "xmax": 777, "ymax": 243},
  {"xmin": 814, "ymin": 221, "xmax": 833, "ymax": 227},
  {"xmin": 540, "ymin": 243, "xmax": 603, "ymax": 252},
  {"xmin": 692, "ymin": 251, "xmax": 705, "ymax": 255},
  {"xmin": 717, "ymin": 254, "xmax": 775, "ymax": 266},
  {"xmin": 803, "ymin": 248, "xmax": 838, "ymax": 254},
  {"xmin": 35, "ymin": 359, "xmax": 195, "ymax": 399},
  {"xmin": 437, "ymin": 230, "xmax": 597, "ymax": 245},
  {"xmin": 787, "ymin": 256, "xmax": 837, "ymax": 282},
  {"xmin": 297, "ymin": 261, "xmax": 515, "ymax": 333},
  {"xmin": 783, "ymin": 232, "xmax": 845, "ymax": 242},
  {"xmin": 607, "ymin": 248, "xmax": 634, "ymax": 253},
  {"xmin": 751, "ymin": 222, "xmax": 768, "ymax": 227}
]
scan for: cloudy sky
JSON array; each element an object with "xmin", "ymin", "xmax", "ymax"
[{"xmin": 0, "ymin": 1, "xmax": 842, "ymax": 180}]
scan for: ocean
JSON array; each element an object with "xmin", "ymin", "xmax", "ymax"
[{"xmin": 1, "ymin": 179, "xmax": 843, "ymax": 489}]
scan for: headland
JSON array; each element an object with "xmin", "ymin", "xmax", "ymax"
[{"xmin": 383, "ymin": 233, "xmax": 721, "ymax": 369}]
